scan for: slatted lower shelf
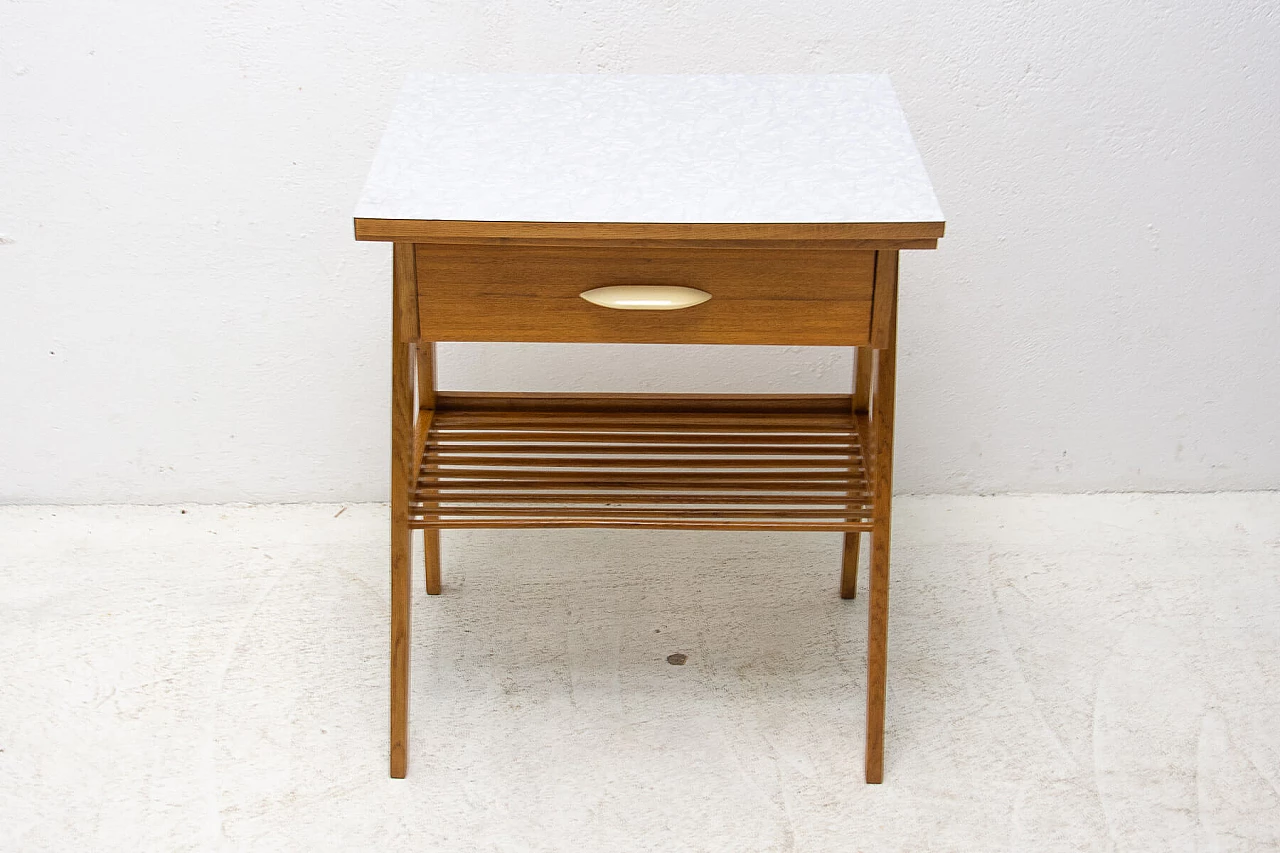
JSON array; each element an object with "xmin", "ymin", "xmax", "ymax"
[{"xmin": 408, "ymin": 393, "xmax": 875, "ymax": 532}]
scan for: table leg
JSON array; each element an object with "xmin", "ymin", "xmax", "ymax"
[
  {"xmin": 390, "ymin": 505, "xmax": 411, "ymax": 778},
  {"xmin": 390, "ymin": 244, "xmax": 417, "ymax": 778},
  {"xmin": 843, "ymin": 346, "xmax": 874, "ymax": 599},
  {"xmin": 865, "ymin": 528, "xmax": 890, "ymax": 782},
  {"xmin": 416, "ymin": 341, "xmax": 441, "ymax": 595},
  {"xmin": 840, "ymin": 533, "xmax": 860, "ymax": 599},
  {"xmin": 424, "ymin": 530, "xmax": 441, "ymax": 595},
  {"xmin": 865, "ymin": 291, "xmax": 897, "ymax": 784}
]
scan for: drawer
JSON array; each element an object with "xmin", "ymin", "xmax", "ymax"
[{"xmin": 414, "ymin": 244, "xmax": 875, "ymax": 346}]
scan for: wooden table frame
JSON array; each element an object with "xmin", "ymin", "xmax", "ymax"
[{"xmin": 380, "ymin": 233, "xmax": 910, "ymax": 784}]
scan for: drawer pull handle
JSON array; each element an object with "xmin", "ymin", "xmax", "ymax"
[{"xmin": 579, "ymin": 285, "xmax": 712, "ymax": 311}]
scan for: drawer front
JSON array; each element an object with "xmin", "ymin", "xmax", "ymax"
[{"xmin": 414, "ymin": 244, "xmax": 875, "ymax": 346}]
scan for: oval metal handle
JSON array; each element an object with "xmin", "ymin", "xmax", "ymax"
[{"xmin": 579, "ymin": 285, "xmax": 712, "ymax": 311}]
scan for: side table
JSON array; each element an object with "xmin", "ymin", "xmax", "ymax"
[{"xmin": 354, "ymin": 73, "xmax": 944, "ymax": 783}]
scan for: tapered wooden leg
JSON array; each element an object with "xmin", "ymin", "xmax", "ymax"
[
  {"xmin": 840, "ymin": 533, "xmax": 860, "ymax": 599},
  {"xmin": 390, "ymin": 513, "xmax": 411, "ymax": 778},
  {"xmin": 415, "ymin": 335, "xmax": 439, "ymax": 596},
  {"xmin": 390, "ymin": 243, "xmax": 418, "ymax": 779},
  {"xmin": 844, "ymin": 344, "xmax": 873, "ymax": 598},
  {"xmin": 424, "ymin": 529, "xmax": 441, "ymax": 595},
  {"xmin": 865, "ymin": 263, "xmax": 898, "ymax": 785},
  {"xmin": 853, "ymin": 345, "xmax": 873, "ymax": 415},
  {"xmin": 865, "ymin": 529, "xmax": 890, "ymax": 783}
]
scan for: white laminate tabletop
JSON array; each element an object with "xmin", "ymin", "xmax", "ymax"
[{"xmin": 355, "ymin": 73, "xmax": 943, "ymax": 226}]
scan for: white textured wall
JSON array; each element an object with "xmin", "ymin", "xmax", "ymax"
[{"xmin": 2, "ymin": 1, "xmax": 1278, "ymax": 503}]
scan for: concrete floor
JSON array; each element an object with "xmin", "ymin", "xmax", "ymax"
[{"xmin": 1, "ymin": 494, "xmax": 1279, "ymax": 851}]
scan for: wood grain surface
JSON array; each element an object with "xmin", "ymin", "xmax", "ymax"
[
  {"xmin": 356, "ymin": 218, "xmax": 943, "ymax": 245},
  {"xmin": 414, "ymin": 244, "xmax": 875, "ymax": 345},
  {"xmin": 865, "ymin": 261, "xmax": 898, "ymax": 784}
]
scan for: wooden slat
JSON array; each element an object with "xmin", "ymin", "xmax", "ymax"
[
  {"xmin": 425, "ymin": 475, "xmax": 860, "ymax": 488},
  {"xmin": 426, "ymin": 455, "xmax": 856, "ymax": 469},
  {"xmin": 419, "ymin": 471, "xmax": 860, "ymax": 484},
  {"xmin": 409, "ymin": 489, "xmax": 870, "ymax": 502},
  {"xmin": 409, "ymin": 514, "xmax": 870, "ymax": 527},
  {"xmin": 430, "ymin": 442, "xmax": 857, "ymax": 455},
  {"xmin": 434, "ymin": 421, "xmax": 856, "ymax": 436},
  {"xmin": 434, "ymin": 409, "xmax": 856, "ymax": 425},
  {"xmin": 414, "ymin": 506, "xmax": 868, "ymax": 519},
  {"xmin": 434, "ymin": 392, "xmax": 854, "ymax": 415},
  {"xmin": 430, "ymin": 427, "xmax": 860, "ymax": 440},
  {"xmin": 437, "ymin": 425, "xmax": 856, "ymax": 438}
]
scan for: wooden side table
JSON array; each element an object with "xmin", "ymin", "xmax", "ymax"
[{"xmin": 354, "ymin": 74, "xmax": 944, "ymax": 783}]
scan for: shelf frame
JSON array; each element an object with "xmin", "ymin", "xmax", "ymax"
[{"xmin": 408, "ymin": 393, "xmax": 875, "ymax": 533}]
